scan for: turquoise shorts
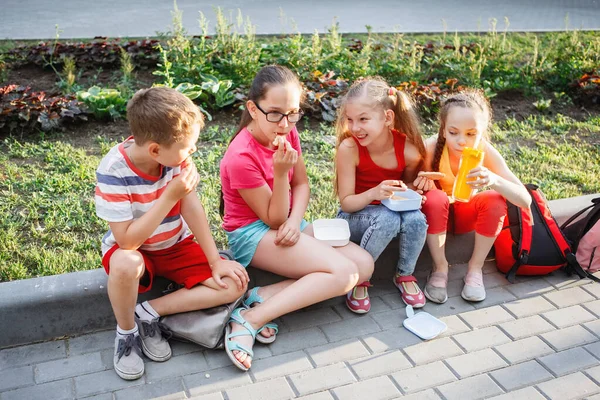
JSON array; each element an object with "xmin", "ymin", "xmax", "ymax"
[{"xmin": 226, "ymin": 219, "xmax": 309, "ymax": 267}]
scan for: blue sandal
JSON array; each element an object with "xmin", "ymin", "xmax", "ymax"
[
  {"xmin": 225, "ymin": 307, "xmax": 257, "ymax": 371},
  {"xmin": 244, "ymin": 287, "xmax": 279, "ymax": 344}
]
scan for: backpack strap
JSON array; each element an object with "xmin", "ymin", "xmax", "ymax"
[
  {"xmin": 506, "ymin": 186, "xmax": 535, "ymax": 283},
  {"xmin": 506, "ymin": 251, "xmax": 528, "ymax": 284},
  {"xmin": 559, "ymin": 200, "xmax": 599, "ymax": 232},
  {"xmin": 565, "ymin": 252, "xmax": 600, "ymax": 283}
]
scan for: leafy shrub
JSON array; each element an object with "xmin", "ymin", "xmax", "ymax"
[
  {"xmin": 0, "ymin": 85, "xmax": 86, "ymax": 133},
  {"xmin": 5, "ymin": 38, "xmax": 160, "ymax": 69},
  {"xmin": 571, "ymin": 70, "xmax": 600, "ymax": 107},
  {"xmin": 76, "ymin": 86, "xmax": 128, "ymax": 120}
]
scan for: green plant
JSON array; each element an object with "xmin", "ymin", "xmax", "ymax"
[
  {"xmin": 59, "ymin": 56, "xmax": 78, "ymax": 93},
  {"xmin": 119, "ymin": 47, "xmax": 135, "ymax": 90},
  {"xmin": 532, "ymin": 98, "xmax": 552, "ymax": 112},
  {"xmin": 76, "ymin": 86, "xmax": 128, "ymax": 120},
  {"xmin": 0, "ymin": 54, "xmax": 7, "ymax": 82},
  {"xmin": 200, "ymin": 74, "xmax": 235, "ymax": 108}
]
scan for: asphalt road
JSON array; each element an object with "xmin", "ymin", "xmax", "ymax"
[{"xmin": 1, "ymin": 0, "xmax": 600, "ymax": 40}]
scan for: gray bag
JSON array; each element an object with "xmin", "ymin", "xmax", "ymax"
[
  {"xmin": 160, "ymin": 294, "xmax": 243, "ymax": 350},
  {"xmin": 159, "ymin": 249, "xmax": 243, "ymax": 350}
]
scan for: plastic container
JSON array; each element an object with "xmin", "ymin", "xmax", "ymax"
[
  {"xmin": 381, "ymin": 189, "xmax": 422, "ymax": 212},
  {"xmin": 403, "ymin": 305, "xmax": 447, "ymax": 340},
  {"xmin": 313, "ymin": 219, "xmax": 350, "ymax": 247},
  {"xmin": 452, "ymin": 147, "xmax": 485, "ymax": 202}
]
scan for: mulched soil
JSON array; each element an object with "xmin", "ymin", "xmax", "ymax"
[{"xmin": 1, "ymin": 63, "xmax": 598, "ymax": 149}]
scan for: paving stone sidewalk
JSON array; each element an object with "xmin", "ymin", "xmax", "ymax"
[{"xmin": 2, "ymin": 261, "xmax": 600, "ymax": 400}]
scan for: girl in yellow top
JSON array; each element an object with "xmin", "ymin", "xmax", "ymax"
[{"xmin": 417, "ymin": 90, "xmax": 531, "ymax": 303}]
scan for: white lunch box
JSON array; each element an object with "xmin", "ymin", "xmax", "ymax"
[
  {"xmin": 313, "ymin": 219, "xmax": 350, "ymax": 247},
  {"xmin": 381, "ymin": 188, "xmax": 422, "ymax": 212}
]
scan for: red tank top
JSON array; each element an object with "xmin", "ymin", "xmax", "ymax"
[{"xmin": 353, "ymin": 130, "xmax": 407, "ymax": 205}]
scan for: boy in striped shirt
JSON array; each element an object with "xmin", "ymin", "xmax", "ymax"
[{"xmin": 95, "ymin": 87, "xmax": 249, "ymax": 380}]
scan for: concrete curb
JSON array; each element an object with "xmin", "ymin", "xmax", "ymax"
[{"xmin": 0, "ymin": 193, "xmax": 597, "ymax": 349}]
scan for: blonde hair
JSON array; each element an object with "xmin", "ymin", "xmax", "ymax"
[
  {"xmin": 431, "ymin": 89, "xmax": 492, "ymax": 172},
  {"xmin": 334, "ymin": 77, "xmax": 425, "ymax": 158},
  {"xmin": 333, "ymin": 77, "xmax": 426, "ymax": 193},
  {"xmin": 127, "ymin": 87, "xmax": 204, "ymax": 146}
]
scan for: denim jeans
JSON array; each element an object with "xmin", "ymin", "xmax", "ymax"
[{"xmin": 337, "ymin": 205, "xmax": 428, "ymax": 276}]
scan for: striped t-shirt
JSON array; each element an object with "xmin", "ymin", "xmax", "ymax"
[{"xmin": 95, "ymin": 137, "xmax": 191, "ymax": 255}]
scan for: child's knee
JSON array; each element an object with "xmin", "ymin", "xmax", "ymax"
[
  {"xmin": 109, "ymin": 249, "xmax": 144, "ymax": 281},
  {"xmin": 221, "ymin": 279, "xmax": 246, "ymax": 303},
  {"xmin": 403, "ymin": 210, "xmax": 428, "ymax": 230},
  {"xmin": 423, "ymin": 189, "xmax": 450, "ymax": 212},
  {"xmin": 480, "ymin": 191, "xmax": 508, "ymax": 219},
  {"xmin": 330, "ymin": 258, "xmax": 361, "ymax": 292}
]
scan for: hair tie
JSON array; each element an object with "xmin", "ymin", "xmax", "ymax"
[{"xmin": 388, "ymin": 87, "xmax": 398, "ymax": 105}]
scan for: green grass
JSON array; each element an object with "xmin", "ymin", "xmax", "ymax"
[{"xmin": 1, "ymin": 114, "xmax": 599, "ymax": 281}]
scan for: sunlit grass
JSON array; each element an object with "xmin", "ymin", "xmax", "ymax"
[{"xmin": 1, "ymin": 113, "xmax": 599, "ymax": 281}]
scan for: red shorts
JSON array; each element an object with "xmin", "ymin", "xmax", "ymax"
[{"xmin": 102, "ymin": 236, "xmax": 213, "ymax": 293}]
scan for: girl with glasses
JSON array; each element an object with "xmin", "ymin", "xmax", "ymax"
[{"xmin": 219, "ymin": 65, "xmax": 374, "ymax": 371}]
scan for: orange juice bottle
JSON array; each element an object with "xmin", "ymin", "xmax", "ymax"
[{"xmin": 452, "ymin": 147, "xmax": 485, "ymax": 202}]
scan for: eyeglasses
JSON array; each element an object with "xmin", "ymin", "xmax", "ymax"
[{"xmin": 254, "ymin": 102, "xmax": 304, "ymax": 123}]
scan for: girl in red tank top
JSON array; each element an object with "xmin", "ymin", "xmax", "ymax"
[{"xmin": 334, "ymin": 77, "xmax": 429, "ymax": 313}]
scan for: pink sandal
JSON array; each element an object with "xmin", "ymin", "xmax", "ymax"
[
  {"xmin": 346, "ymin": 281, "xmax": 372, "ymax": 314},
  {"xmin": 394, "ymin": 275, "xmax": 426, "ymax": 308}
]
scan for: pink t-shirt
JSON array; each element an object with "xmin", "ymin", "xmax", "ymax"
[{"xmin": 220, "ymin": 127, "xmax": 302, "ymax": 232}]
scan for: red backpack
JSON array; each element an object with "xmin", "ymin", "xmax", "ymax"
[{"xmin": 494, "ymin": 184, "xmax": 598, "ymax": 283}]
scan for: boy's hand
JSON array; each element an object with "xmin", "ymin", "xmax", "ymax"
[
  {"xmin": 371, "ymin": 180, "xmax": 406, "ymax": 201},
  {"xmin": 166, "ymin": 161, "xmax": 200, "ymax": 201},
  {"xmin": 274, "ymin": 218, "xmax": 302, "ymax": 247},
  {"xmin": 273, "ymin": 139, "xmax": 298, "ymax": 177},
  {"xmin": 211, "ymin": 259, "xmax": 249, "ymax": 290}
]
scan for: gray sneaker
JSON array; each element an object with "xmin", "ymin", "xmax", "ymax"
[
  {"xmin": 424, "ymin": 271, "xmax": 449, "ymax": 304},
  {"xmin": 137, "ymin": 317, "xmax": 172, "ymax": 362},
  {"xmin": 461, "ymin": 283, "xmax": 486, "ymax": 302},
  {"xmin": 461, "ymin": 272, "xmax": 486, "ymax": 302},
  {"xmin": 113, "ymin": 333, "xmax": 144, "ymax": 380}
]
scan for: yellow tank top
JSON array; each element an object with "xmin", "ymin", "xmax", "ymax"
[{"xmin": 438, "ymin": 145, "xmax": 455, "ymax": 196}]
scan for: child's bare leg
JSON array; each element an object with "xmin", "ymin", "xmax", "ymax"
[
  {"xmin": 148, "ymin": 277, "xmax": 246, "ymax": 316},
  {"xmin": 241, "ymin": 280, "xmax": 295, "ymax": 339},
  {"xmin": 248, "ymin": 280, "xmax": 295, "ymax": 302},
  {"xmin": 107, "ymin": 250, "xmax": 145, "ymax": 330},
  {"xmin": 106, "ymin": 249, "xmax": 147, "ymax": 380},
  {"xmin": 424, "ymin": 233, "xmax": 450, "ymax": 304},
  {"xmin": 229, "ymin": 232, "xmax": 373, "ymax": 368},
  {"xmin": 426, "ymin": 232, "xmax": 449, "ymax": 273},
  {"xmin": 468, "ymin": 233, "xmax": 496, "ymax": 273},
  {"xmin": 302, "ymin": 224, "xmax": 373, "ymax": 297}
]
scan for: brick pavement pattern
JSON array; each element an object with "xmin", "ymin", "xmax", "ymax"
[{"xmin": 2, "ymin": 262, "xmax": 600, "ymax": 400}]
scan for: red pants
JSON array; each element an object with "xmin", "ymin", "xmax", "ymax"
[{"xmin": 421, "ymin": 189, "xmax": 507, "ymax": 237}]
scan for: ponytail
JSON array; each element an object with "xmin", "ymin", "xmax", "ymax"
[{"xmin": 391, "ymin": 89, "xmax": 426, "ymax": 167}]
